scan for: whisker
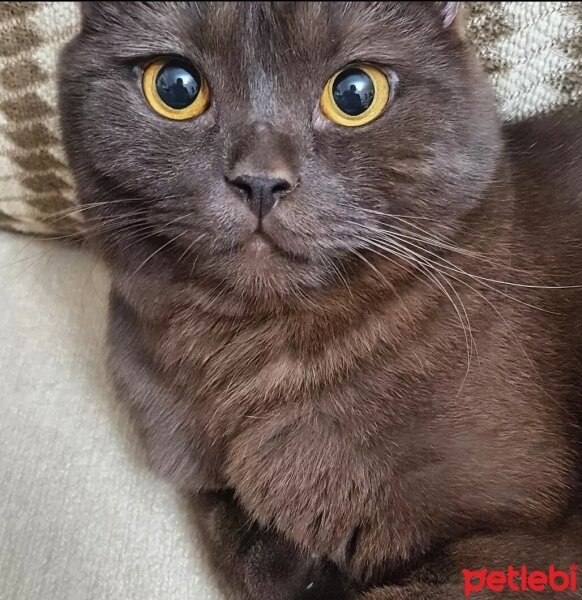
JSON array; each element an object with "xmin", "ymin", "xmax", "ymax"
[
  {"xmin": 131, "ymin": 230, "xmax": 189, "ymax": 277},
  {"xmin": 374, "ymin": 231, "xmax": 560, "ymax": 314},
  {"xmin": 43, "ymin": 198, "xmax": 153, "ymax": 224},
  {"xmin": 176, "ymin": 233, "xmax": 208, "ymax": 267},
  {"xmin": 351, "ymin": 235, "xmax": 476, "ymax": 384},
  {"xmin": 322, "ymin": 255, "xmax": 354, "ymax": 301},
  {"xmin": 357, "ymin": 208, "xmax": 447, "ymax": 224},
  {"xmin": 350, "ymin": 234, "xmax": 541, "ymax": 384},
  {"xmin": 354, "ymin": 215, "xmax": 578, "ymax": 289},
  {"xmin": 350, "ymin": 223, "xmax": 562, "ymax": 314},
  {"xmin": 352, "ymin": 218, "xmax": 513, "ymax": 275},
  {"xmin": 387, "ymin": 224, "xmax": 531, "ymax": 276},
  {"xmin": 352, "ymin": 248, "xmax": 419, "ymax": 335}
]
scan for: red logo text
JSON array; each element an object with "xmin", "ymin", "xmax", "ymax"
[{"xmin": 463, "ymin": 565, "xmax": 578, "ymax": 597}]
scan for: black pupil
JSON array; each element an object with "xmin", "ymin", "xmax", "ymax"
[
  {"xmin": 332, "ymin": 68, "xmax": 375, "ymax": 116},
  {"xmin": 156, "ymin": 61, "xmax": 200, "ymax": 109}
]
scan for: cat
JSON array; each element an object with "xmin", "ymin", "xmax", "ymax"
[{"xmin": 58, "ymin": 2, "xmax": 582, "ymax": 599}]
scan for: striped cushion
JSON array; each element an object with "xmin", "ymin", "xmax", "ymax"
[
  {"xmin": 0, "ymin": 2, "xmax": 80, "ymax": 235},
  {"xmin": 0, "ymin": 2, "xmax": 580, "ymax": 236}
]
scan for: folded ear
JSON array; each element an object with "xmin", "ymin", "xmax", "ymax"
[
  {"xmin": 435, "ymin": 2, "xmax": 465, "ymax": 37},
  {"xmin": 438, "ymin": 2, "xmax": 460, "ymax": 28}
]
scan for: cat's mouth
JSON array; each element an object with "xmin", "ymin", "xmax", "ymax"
[
  {"xmin": 250, "ymin": 231, "xmax": 271, "ymax": 249},
  {"xmin": 243, "ymin": 231, "xmax": 309, "ymax": 265}
]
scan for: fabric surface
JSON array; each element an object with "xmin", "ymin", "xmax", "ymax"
[
  {"xmin": 0, "ymin": 2, "xmax": 80, "ymax": 236},
  {"xmin": 465, "ymin": 2, "xmax": 582, "ymax": 119},
  {"xmin": 0, "ymin": 1, "xmax": 580, "ymax": 236},
  {"xmin": 0, "ymin": 232, "xmax": 221, "ymax": 600}
]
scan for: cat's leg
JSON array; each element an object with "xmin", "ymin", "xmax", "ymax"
[
  {"xmin": 108, "ymin": 289, "xmax": 227, "ymax": 488},
  {"xmin": 192, "ymin": 490, "xmax": 352, "ymax": 600},
  {"xmin": 359, "ymin": 515, "xmax": 582, "ymax": 599}
]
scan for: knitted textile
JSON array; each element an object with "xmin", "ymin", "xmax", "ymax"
[{"xmin": 0, "ymin": 2, "xmax": 580, "ymax": 236}]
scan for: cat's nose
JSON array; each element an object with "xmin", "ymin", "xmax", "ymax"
[{"xmin": 228, "ymin": 174, "xmax": 293, "ymax": 219}]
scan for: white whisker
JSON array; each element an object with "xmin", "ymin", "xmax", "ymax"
[{"xmin": 131, "ymin": 230, "xmax": 188, "ymax": 277}]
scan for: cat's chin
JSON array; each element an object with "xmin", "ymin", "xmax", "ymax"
[
  {"xmin": 246, "ymin": 232, "xmax": 277, "ymax": 259},
  {"xmin": 236, "ymin": 233, "xmax": 298, "ymax": 278},
  {"xmin": 238, "ymin": 231, "xmax": 309, "ymax": 266},
  {"xmin": 208, "ymin": 231, "xmax": 328, "ymax": 298}
]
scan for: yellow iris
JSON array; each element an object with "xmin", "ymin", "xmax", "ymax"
[
  {"xmin": 142, "ymin": 59, "xmax": 210, "ymax": 121},
  {"xmin": 321, "ymin": 65, "xmax": 390, "ymax": 127}
]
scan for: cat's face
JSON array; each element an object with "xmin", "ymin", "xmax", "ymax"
[{"xmin": 59, "ymin": 2, "xmax": 500, "ymax": 301}]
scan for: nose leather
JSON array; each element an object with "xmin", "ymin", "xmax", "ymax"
[
  {"xmin": 226, "ymin": 122, "xmax": 299, "ymax": 219},
  {"xmin": 228, "ymin": 174, "xmax": 292, "ymax": 219}
]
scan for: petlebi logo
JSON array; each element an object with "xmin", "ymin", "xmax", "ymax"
[{"xmin": 463, "ymin": 565, "xmax": 578, "ymax": 597}]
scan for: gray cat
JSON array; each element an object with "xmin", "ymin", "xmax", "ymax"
[{"xmin": 59, "ymin": 3, "xmax": 582, "ymax": 599}]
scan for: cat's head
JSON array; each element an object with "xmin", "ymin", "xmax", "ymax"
[{"xmin": 59, "ymin": 2, "xmax": 501, "ymax": 304}]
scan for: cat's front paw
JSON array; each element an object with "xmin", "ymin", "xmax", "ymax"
[
  {"xmin": 242, "ymin": 537, "xmax": 349, "ymax": 600},
  {"xmin": 289, "ymin": 557, "xmax": 350, "ymax": 600},
  {"xmin": 193, "ymin": 491, "xmax": 351, "ymax": 600},
  {"xmin": 297, "ymin": 563, "xmax": 347, "ymax": 600}
]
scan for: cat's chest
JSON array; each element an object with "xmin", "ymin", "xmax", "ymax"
[
  {"xmin": 158, "ymin": 301, "xmax": 462, "ymax": 484},
  {"xmin": 151, "ymin": 305, "xmax": 573, "ymax": 573},
  {"xmin": 171, "ymin": 313, "xmax": 421, "ymax": 442}
]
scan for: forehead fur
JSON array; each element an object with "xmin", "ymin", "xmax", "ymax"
[{"xmin": 81, "ymin": 2, "xmax": 454, "ymax": 69}]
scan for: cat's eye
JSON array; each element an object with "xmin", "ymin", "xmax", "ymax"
[
  {"xmin": 320, "ymin": 65, "xmax": 389, "ymax": 127},
  {"xmin": 142, "ymin": 59, "xmax": 210, "ymax": 120}
]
